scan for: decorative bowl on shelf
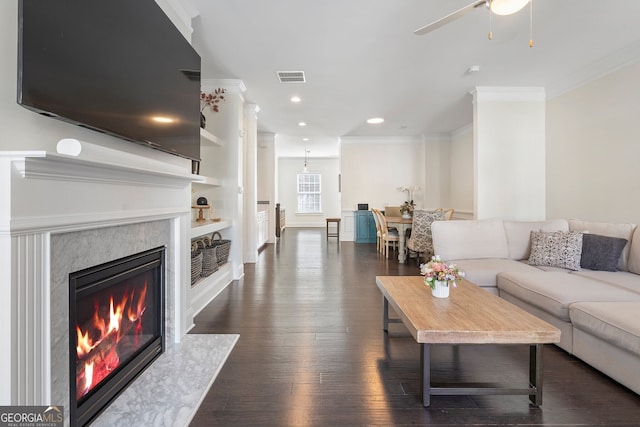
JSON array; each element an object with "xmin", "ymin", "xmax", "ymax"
[{"xmin": 196, "ymin": 197, "xmax": 208, "ymax": 206}]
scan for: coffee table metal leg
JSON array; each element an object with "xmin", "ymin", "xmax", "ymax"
[
  {"xmin": 421, "ymin": 343, "xmax": 431, "ymax": 407},
  {"xmin": 529, "ymin": 344, "xmax": 543, "ymax": 407},
  {"xmin": 383, "ymin": 296, "xmax": 389, "ymax": 331}
]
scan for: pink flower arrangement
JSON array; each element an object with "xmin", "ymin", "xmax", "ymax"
[
  {"xmin": 420, "ymin": 255, "xmax": 465, "ymax": 290},
  {"xmin": 200, "ymin": 88, "xmax": 226, "ymax": 112}
]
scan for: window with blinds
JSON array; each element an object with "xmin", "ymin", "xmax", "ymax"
[{"xmin": 297, "ymin": 173, "xmax": 322, "ymax": 213}]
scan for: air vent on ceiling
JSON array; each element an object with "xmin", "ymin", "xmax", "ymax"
[{"xmin": 276, "ymin": 71, "xmax": 306, "ymax": 83}]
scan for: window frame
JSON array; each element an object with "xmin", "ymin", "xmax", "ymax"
[{"xmin": 296, "ymin": 173, "xmax": 322, "ymax": 214}]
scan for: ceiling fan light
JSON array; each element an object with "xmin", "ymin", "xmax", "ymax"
[{"xmin": 490, "ymin": 0, "xmax": 530, "ymax": 16}]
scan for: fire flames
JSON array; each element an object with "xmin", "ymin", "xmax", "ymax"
[{"xmin": 75, "ymin": 282, "xmax": 148, "ymax": 400}]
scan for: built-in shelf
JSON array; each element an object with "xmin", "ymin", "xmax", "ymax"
[
  {"xmin": 187, "ymin": 125, "xmax": 232, "ymax": 323},
  {"xmin": 191, "ymin": 174, "xmax": 222, "ymax": 186},
  {"xmin": 200, "ymin": 128, "xmax": 223, "ymax": 147},
  {"xmin": 190, "ymin": 219, "xmax": 232, "ymax": 239},
  {"xmin": 190, "ymin": 262, "xmax": 233, "ymax": 315}
]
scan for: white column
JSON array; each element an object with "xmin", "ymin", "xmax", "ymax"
[
  {"xmin": 258, "ymin": 133, "xmax": 277, "ymax": 244},
  {"xmin": 202, "ymin": 79, "xmax": 246, "ymax": 279},
  {"xmin": 243, "ymin": 104, "xmax": 259, "ymax": 263},
  {"xmin": 472, "ymin": 87, "xmax": 546, "ymax": 220}
]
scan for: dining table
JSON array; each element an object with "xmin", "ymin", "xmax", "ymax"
[{"xmin": 384, "ymin": 215, "xmax": 413, "ymax": 263}]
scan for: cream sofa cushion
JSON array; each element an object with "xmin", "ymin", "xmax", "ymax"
[
  {"xmin": 568, "ymin": 219, "xmax": 636, "ymax": 271},
  {"xmin": 497, "ymin": 271, "xmax": 640, "ymax": 321},
  {"xmin": 449, "ymin": 258, "xmax": 542, "ymax": 288},
  {"xmin": 570, "ymin": 302, "xmax": 640, "ymax": 355},
  {"xmin": 571, "ymin": 270, "xmax": 640, "ymax": 294},
  {"xmin": 503, "ymin": 219, "xmax": 569, "ymax": 260},
  {"xmin": 432, "ymin": 219, "xmax": 508, "ymax": 260}
]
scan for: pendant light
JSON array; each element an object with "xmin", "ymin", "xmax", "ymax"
[
  {"xmin": 303, "ymin": 149, "xmax": 310, "ymax": 173},
  {"xmin": 489, "ymin": 0, "xmax": 530, "ymax": 16}
]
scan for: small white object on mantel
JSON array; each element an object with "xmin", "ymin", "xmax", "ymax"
[{"xmin": 55, "ymin": 138, "xmax": 190, "ymax": 177}]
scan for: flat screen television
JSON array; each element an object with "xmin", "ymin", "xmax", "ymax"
[{"xmin": 17, "ymin": 0, "xmax": 201, "ymax": 161}]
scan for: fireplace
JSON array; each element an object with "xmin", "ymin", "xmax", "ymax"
[{"xmin": 69, "ymin": 247, "xmax": 166, "ymax": 426}]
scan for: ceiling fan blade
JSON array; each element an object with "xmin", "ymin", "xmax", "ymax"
[{"xmin": 414, "ymin": 0, "xmax": 487, "ymax": 35}]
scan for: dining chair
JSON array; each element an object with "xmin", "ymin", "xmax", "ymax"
[
  {"xmin": 370, "ymin": 208, "xmax": 382, "ymax": 253},
  {"xmin": 444, "ymin": 208, "xmax": 455, "ymax": 220},
  {"xmin": 372, "ymin": 208, "xmax": 391, "ymax": 254},
  {"xmin": 384, "ymin": 205, "xmax": 402, "ymax": 218},
  {"xmin": 406, "ymin": 209, "xmax": 445, "ymax": 265},
  {"xmin": 375, "ymin": 208, "xmax": 399, "ymax": 258}
]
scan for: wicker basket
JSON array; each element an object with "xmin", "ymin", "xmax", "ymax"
[
  {"xmin": 197, "ymin": 237, "xmax": 218, "ymax": 277},
  {"xmin": 210, "ymin": 231, "xmax": 231, "ymax": 267},
  {"xmin": 190, "ymin": 242, "xmax": 203, "ymax": 286}
]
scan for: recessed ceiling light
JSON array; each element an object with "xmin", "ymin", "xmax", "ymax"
[
  {"xmin": 298, "ymin": 121, "xmax": 307, "ymax": 127},
  {"xmin": 302, "ymin": 138, "xmax": 309, "ymax": 141},
  {"xmin": 367, "ymin": 117, "xmax": 384, "ymax": 124},
  {"xmin": 291, "ymin": 96, "xmax": 301, "ymax": 103}
]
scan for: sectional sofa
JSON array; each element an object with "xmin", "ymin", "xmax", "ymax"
[{"xmin": 431, "ymin": 218, "xmax": 640, "ymax": 395}]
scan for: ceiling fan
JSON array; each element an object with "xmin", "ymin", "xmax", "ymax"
[{"xmin": 414, "ymin": 0, "xmax": 533, "ymax": 45}]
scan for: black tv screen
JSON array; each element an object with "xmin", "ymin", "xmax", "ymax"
[{"xmin": 17, "ymin": 0, "xmax": 201, "ymax": 161}]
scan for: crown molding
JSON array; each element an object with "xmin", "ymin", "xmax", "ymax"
[
  {"xmin": 471, "ymin": 87, "xmax": 546, "ymax": 103},
  {"xmin": 421, "ymin": 133, "xmax": 452, "ymax": 143},
  {"xmin": 340, "ymin": 136, "xmax": 422, "ymax": 144},
  {"xmin": 450, "ymin": 123, "xmax": 473, "ymax": 139},
  {"xmin": 155, "ymin": 0, "xmax": 198, "ymax": 41},
  {"xmin": 201, "ymin": 79, "xmax": 247, "ymax": 93},
  {"xmin": 546, "ymin": 39, "xmax": 640, "ymax": 99}
]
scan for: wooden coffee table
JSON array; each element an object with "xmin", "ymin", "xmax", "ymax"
[{"xmin": 376, "ymin": 276, "xmax": 561, "ymax": 407}]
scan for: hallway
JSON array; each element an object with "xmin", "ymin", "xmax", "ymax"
[{"xmin": 190, "ymin": 228, "xmax": 640, "ymax": 426}]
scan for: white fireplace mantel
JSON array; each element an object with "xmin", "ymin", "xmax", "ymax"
[
  {"xmin": 0, "ymin": 144, "xmax": 193, "ymax": 408},
  {"xmin": 15, "ymin": 151, "xmax": 194, "ymax": 187}
]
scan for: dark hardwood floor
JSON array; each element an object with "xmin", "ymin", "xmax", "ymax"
[{"xmin": 190, "ymin": 228, "xmax": 640, "ymax": 426}]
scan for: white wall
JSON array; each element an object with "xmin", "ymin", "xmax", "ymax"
[
  {"xmin": 473, "ymin": 87, "xmax": 546, "ymax": 220},
  {"xmin": 423, "ymin": 136, "xmax": 453, "ymax": 210},
  {"xmin": 340, "ymin": 137, "xmax": 433, "ymax": 211},
  {"xmin": 449, "ymin": 125, "xmax": 474, "ymax": 217},
  {"xmin": 277, "ymin": 157, "xmax": 340, "ymax": 227},
  {"xmin": 546, "ymin": 63, "xmax": 640, "ymax": 224}
]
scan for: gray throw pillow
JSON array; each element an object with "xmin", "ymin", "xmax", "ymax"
[
  {"xmin": 580, "ymin": 233, "xmax": 628, "ymax": 271},
  {"xmin": 528, "ymin": 230, "xmax": 583, "ymax": 271}
]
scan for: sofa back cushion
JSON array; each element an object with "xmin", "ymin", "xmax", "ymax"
[
  {"xmin": 627, "ymin": 227, "xmax": 640, "ymax": 275},
  {"xmin": 568, "ymin": 219, "xmax": 636, "ymax": 271},
  {"xmin": 431, "ymin": 219, "xmax": 509, "ymax": 260},
  {"xmin": 503, "ymin": 219, "xmax": 569, "ymax": 260}
]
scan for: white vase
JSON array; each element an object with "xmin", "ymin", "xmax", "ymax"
[
  {"xmin": 402, "ymin": 213, "xmax": 411, "ymax": 219},
  {"xmin": 431, "ymin": 280, "xmax": 450, "ymax": 298}
]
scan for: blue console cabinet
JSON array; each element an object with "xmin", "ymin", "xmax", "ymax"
[{"xmin": 354, "ymin": 210, "xmax": 377, "ymax": 243}]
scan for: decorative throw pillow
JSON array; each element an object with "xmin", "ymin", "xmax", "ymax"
[
  {"xmin": 528, "ymin": 230, "xmax": 583, "ymax": 271},
  {"xmin": 580, "ymin": 233, "xmax": 628, "ymax": 271}
]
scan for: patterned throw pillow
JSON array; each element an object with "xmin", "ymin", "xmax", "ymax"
[{"xmin": 528, "ymin": 230, "xmax": 583, "ymax": 271}]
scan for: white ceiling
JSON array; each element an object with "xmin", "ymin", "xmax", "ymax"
[{"xmin": 189, "ymin": 0, "xmax": 640, "ymax": 157}]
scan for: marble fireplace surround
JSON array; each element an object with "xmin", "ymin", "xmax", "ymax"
[
  {"xmin": 0, "ymin": 145, "xmax": 237, "ymax": 425},
  {"xmin": 50, "ymin": 220, "xmax": 176, "ymax": 417}
]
